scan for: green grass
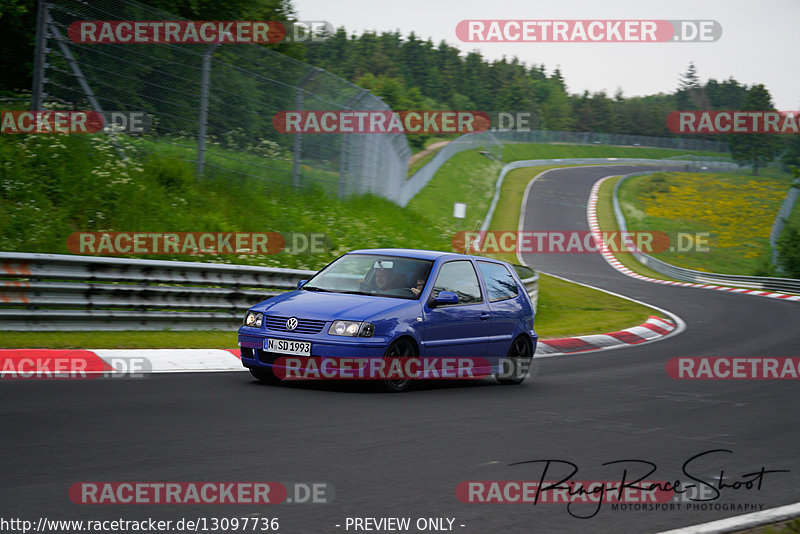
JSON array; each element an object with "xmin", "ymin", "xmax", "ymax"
[
  {"xmin": 596, "ymin": 176, "xmax": 682, "ymax": 281},
  {"xmin": 748, "ymin": 518, "xmax": 800, "ymax": 534},
  {"xmin": 0, "ymin": 133, "xmax": 480, "ymax": 271},
  {"xmin": 596, "ymin": 175, "xmax": 798, "ymax": 292},
  {"xmin": 406, "ymin": 149, "xmax": 502, "ymax": 237},
  {"xmin": 501, "ymin": 143, "xmax": 726, "ymax": 163},
  {"xmin": 0, "ymin": 331, "xmax": 238, "ymax": 349},
  {"xmin": 1, "ymin": 135, "xmax": 674, "ymax": 345},
  {"xmin": 473, "ymin": 164, "xmax": 669, "ymax": 337},
  {"xmin": 534, "ymin": 273, "xmax": 658, "ymax": 339},
  {"xmin": 617, "ymin": 172, "xmax": 793, "ymax": 274}
]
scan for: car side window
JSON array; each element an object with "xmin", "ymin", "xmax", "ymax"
[
  {"xmin": 478, "ymin": 261, "xmax": 519, "ymax": 302},
  {"xmin": 432, "ymin": 260, "xmax": 482, "ymax": 305}
]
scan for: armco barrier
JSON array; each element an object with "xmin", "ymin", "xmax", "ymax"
[
  {"xmin": 0, "ymin": 252, "xmax": 539, "ymax": 330},
  {"xmin": 612, "ymin": 173, "xmax": 800, "ymax": 294},
  {"xmin": 0, "ymin": 252, "xmax": 315, "ymax": 331}
]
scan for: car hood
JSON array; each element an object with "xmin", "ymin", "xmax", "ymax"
[{"xmin": 250, "ymin": 290, "xmax": 419, "ymax": 322}]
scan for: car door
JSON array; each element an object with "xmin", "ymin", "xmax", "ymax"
[
  {"xmin": 421, "ymin": 260, "xmax": 490, "ymax": 364},
  {"xmin": 477, "ymin": 260, "xmax": 523, "ymax": 365}
]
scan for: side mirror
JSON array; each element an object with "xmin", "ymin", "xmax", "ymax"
[
  {"xmin": 432, "ymin": 291, "xmax": 458, "ymax": 307},
  {"xmin": 297, "ymin": 280, "xmax": 308, "ymax": 289}
]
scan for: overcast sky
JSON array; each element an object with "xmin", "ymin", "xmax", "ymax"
[{"xmin": 292, "ymin": 0, "xmax": 799, "ymax": 109}]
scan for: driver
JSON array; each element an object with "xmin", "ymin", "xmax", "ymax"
[{"xmin": 374, "ymin": 267, "xmax": 393, "ymax": 291}]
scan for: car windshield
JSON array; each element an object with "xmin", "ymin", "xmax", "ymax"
[{"xmin": 302, "ymin": 254, "xmax": 433, "ymax": 299}]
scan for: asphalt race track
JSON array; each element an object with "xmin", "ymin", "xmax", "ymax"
[{"xmin": 2, "ymin": 165, "xmax": 799, "ymax": 534}]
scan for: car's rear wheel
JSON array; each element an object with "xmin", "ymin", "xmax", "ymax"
[
  {"xmin": 249, "ymin": 367, "xmax": 280, "ymax": 384},
  {"xmin": 496, "ymin": 336, "xmax": 532, "ymax": 385},
  {"xmin": 380, "ymin": 338, "xmax": 416, "ymax": 392}
]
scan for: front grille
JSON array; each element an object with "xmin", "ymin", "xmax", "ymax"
[{"xmin": 263, "ymin": 315, "xmax": 326, "ymax": 334}]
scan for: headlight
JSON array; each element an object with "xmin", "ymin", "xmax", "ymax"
[
  {"xmin": 328, "ymin": 320, "xmax": 374, "ymax": 337},
  {"xmin": 244, "ymin": 311, "xmax": 263, "ymax": 327}
]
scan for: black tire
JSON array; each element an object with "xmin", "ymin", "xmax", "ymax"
[
  {"xmin": 379, "ymin": 338, "xmax": 416, "ymax": 392},
  {"xmin": 249, "ymin": 367, "xmax": 280, "ymax": 384},
  {"xmin": 496, "ymin": 336, "xmax": 533, "ymax": 385}
]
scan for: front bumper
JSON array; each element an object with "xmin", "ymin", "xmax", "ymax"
[{"xmin": 238, "ymin": 327, "xmax": 388, "ymax": 371}]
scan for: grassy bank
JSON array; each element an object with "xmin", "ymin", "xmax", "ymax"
[
  {"xmin": 1, "ymin": 133, "xmax": 679, "ymax": 345},
  {"xmin": 476, "ymin": 164, "xmax": 668, "ymax": 337},
  {"xmin": 617, "ymin": 172, "xmax": 793, "ymax": 274}
]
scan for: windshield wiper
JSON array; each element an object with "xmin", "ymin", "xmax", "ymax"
[{"xmin": 302, "ymin": 286, "xmax": 328, "ymax": 292}]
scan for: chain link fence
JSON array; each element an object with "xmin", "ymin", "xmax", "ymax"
[
  {"xmin": 31, "ymin": 0, "xmax": 740, "ymax": 208},
  {"xmin": 33, "ymin": 0, "xmax": 411, "ymax": 198},
  {"xmin": 492, "ymin": 129, "xmax": 729, "ymax": 152}
]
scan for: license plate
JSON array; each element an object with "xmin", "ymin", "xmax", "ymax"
[{"xmin": 265, "ymin": 338, "xmax": 311, "ymax": 356}]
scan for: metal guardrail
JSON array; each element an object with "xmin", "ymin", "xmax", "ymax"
[
  {"xmin": 0, "ymin": 252, "xmax": 315, "ymax": 331},
  {"xmin": 510, "ymin": 264, "xmax": 539, "ymax": 314},
  {"xmin": 612, "ymin": 173, "xmax": 800, "ymax": 294},
  {"xmin": 0, "ymin": 252, "xmax": 540, "ymax": 330},
  {"xmin": 520, "ymin": 273, "xmax": 539, "ymax": 313}
]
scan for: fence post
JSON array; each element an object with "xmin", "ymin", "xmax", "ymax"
[
  {"xmin": 196, "ymin": 42, "xmax": 221, "ymax": 178},
  {"xmin": 46, "ymin": 16, "xmax": 127, "ymax": 160},
  {"xmin": 31, "ymin": 0, "xmax": 48, "ymax": 111},
  {"xmin": 291, "ymin": 67, "xmax": 322, "ymax": 188},
  {"xmin": 338, "ymin": 88, "xmax": 369, "ymax": 198}
]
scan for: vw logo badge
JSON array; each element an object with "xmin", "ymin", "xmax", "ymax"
[{"xmin": 286, "ymin": 317, "xmax": 298, "ymax": 330}]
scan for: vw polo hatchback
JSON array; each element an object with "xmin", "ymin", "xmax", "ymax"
[{"xmin": 238, "ymin": 249, "xmax": 537, "ymax": 391}]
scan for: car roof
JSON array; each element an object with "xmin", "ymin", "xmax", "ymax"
[{"xmin": 347, "ymin": 248, "xmax": 509, "ymax": 264}]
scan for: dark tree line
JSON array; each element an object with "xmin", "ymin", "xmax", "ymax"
[
  {"xmin": 307, "ymin": 35, "xmax": 798, "ymax": 171},
  {"xmin": 3, "ymin": 1, "xmax": 798, "ymax": 171}
]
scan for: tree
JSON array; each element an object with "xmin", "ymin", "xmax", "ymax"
[
  {"xmin": 777, "ymin": 223, "xmax": 800, "ymax": 278},
  {"xmin": 675, "ymin": 62, "xmax": 699, "ymax": 110},
  {"xmin": 541, "ymin": 82, "xmax": 574, "ymax": 131},
  {"xmin": 675, "ymin": 62, "xmax": 711, "ymax": 111},
  {"xmin": 0, "ymin": 0, "xmax": 37, "ymax": 94},
  {"xmin": 706, "ymin": 77, "xmax": 747, "ymax": 109},
  {"xmin": 727, "ymin": 84, "xmax": 783, "ymax": 175},
  {"xmin": 140, "ymin": 0, "xmax": 304, "ymax": 59},
  {"xmin": 355, "ymin": 73, "xmax": 429, "ymax": 148},
  {"xmin": 781, "ymin": 125, "xmax": 800, "ymax": 171}
]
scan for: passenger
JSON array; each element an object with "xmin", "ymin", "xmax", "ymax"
[{"xmin": 410, "ymin": 277, "xmax": 426, "ymax": 296}]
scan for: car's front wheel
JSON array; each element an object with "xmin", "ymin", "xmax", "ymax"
[
  {"xmin": 496, "ymin": 336, "xmax": 532, "ymax": 385},
  {"xmin": 380, "ymin": 338, "xmax": 416, "ymax": 392},
  {"xmin": 249, "ymin": 367, "xmax": 280, "ymax": 384}
]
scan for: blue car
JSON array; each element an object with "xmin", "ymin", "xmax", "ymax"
[{"xmin": 238, "ymin": 249, "xmax": 537, "ymax": 392}]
